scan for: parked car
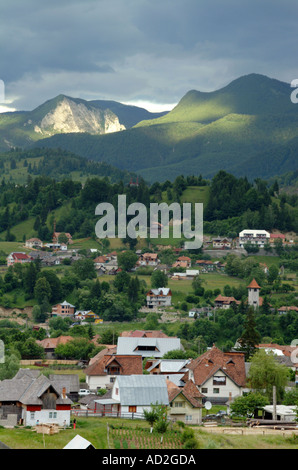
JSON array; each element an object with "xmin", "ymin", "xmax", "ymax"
[
  {"xmin": 202, "ymin": 414, "xmax": 217, "ymax": 421},
  {"xmin": 216, "ymin": 410, "xmax": 228, "ymax": 417},
  {"xmin": 79, "ymin": 389, "xmax": 91, "ymax": 396}
]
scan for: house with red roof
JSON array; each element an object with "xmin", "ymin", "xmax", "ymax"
[
  {"xmin": 84, "ymin": 354, "xmax": 143, "ymax": 392},
  {"xmin": 36, "ymin": 335, "xmax": 74, "ymax": 359},
  {"xmin": 184, "ymin": 346, "xmax": 247, "ymax": 404},
  {"xmin": 7, "ymin": 252, "xmax": 32, "ymax": 267},
  {"xmin": 214, "ymin": 295, "xmax": 240, "ymax": 309},
  {"xmin": 137, "ymin": 252, "xmax": 160, "ymax": 267},
  {"xmin": 167, "ymin": 379, "xmax": 205, "ymax": 425}
]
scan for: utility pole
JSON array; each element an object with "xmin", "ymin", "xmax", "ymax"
[{"xmin": 273, "ymin": 385, "xmax": 277, "ymax": 421}]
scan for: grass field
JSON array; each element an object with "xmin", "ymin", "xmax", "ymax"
[{"xmin": 0, "ymin": 417, "xmax": 297, "ymax": 450}]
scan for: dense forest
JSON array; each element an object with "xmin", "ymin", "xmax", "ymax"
[{"xmin": 0, "ymin": 158, "xmax": 296, "ymax": 242}]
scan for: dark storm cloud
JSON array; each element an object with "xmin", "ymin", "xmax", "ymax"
[{"xmin": 1, "ymin": 0, "xmax": 298, "ymax": 111}]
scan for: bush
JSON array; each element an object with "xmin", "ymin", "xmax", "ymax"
[
  {"xmin": 183, "ymin": 438, "xmax": 199, "ymax": 449},
  {"xmin": 181, "ymin": 428, "xmax": 195, "ymax": 443}
]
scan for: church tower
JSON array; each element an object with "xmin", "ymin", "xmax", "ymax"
[{"xmin": 247, "ymin": 278, "xmax": 260, "ymax": 309}]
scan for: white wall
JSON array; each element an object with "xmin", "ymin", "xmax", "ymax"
[
  {"xmin": 198, "ymin": 370, "xmax": 242, "ymax": 401},
  {"xmin": 23, "ymin": 409, "xmax": 70, "ymax": 427}
]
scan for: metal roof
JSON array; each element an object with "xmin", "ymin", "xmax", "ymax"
[
  {"xmin": 116, "ymin": 375, "xmax": 169, "ymax": 406},
  {"xmin": 117, "ymin": 337, "xmax": 182, "ymax": 357}
]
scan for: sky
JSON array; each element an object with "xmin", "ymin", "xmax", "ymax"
[{"xmin": 1, "ymin": 0, "xmax": 298, "ymax": 113}]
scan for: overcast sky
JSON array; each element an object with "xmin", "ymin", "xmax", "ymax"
[{"xmin": 1, "ymin": 0, "xmax": 298, "ymax": 112}]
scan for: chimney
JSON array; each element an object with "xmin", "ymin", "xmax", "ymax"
[{"xmin": 62, "ymin": 387, "xmax": 66, "ymax": 399}]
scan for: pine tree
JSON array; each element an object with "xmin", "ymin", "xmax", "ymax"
[{"xmin": 237, "ymin": 307, "xmax": 261, "ymax": 360}]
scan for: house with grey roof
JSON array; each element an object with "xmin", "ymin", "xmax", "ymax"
[
  {"xmin": 49, "ymin": 374, "xmax": 80, "ymax": 403},
  {"xmin": 116, "ymin": 336, "xmax": 183, "ymax": 359},
  {"xmin": 146, "ymin": 288, "xmax": 172, "ymax": 308},
  {"xmin": 0, "ymin": 369, "xmax": 72, "ymax": 427},
  {"xmin": 95, "ymin": 375, "xmax": 169, "ymax": 418}
]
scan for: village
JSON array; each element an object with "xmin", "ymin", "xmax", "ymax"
[{"xmin": 0, "ymin": 223, "xmax": 297, "ymax": 449}]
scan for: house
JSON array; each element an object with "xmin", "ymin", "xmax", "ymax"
[
  {"xmin": 25, "ymin": 238, "xmax": 43, "ymax": 249},
  {"xmin": 259, "ymin": 263, "xmax": 269, "ymax": 274},
  {"xmin": 214, "ymin": 295, "xmax": 240, "ymax": 309},
  {"xmin": 269, "ymin": 233, "xmax": 286, "ymax": 246},
  {"xmin": 0, "ymin": 369, "xmax": 72, "ymax": 427},
  {"xmin": 145, "ymin": 359, "xmax": 190, "ymax": 376},
  {"xmin": 6, "ymin": 252, "xmax": 32, "ymax": 267},
  {"xmin": 176, "ymin": 256, "xmax": 191, "ymax": 267},
  {"xmin": 185, "ymin": 345, "xmax": 247, "ymax": 404},
  {"xmin": 49, "ymin": 374, "xmax": 80, "ymax": 403},
  {"xmin": 120, "ymin": 330, "xmax": 170, "ymax": 338},
  {"xmin": 94, "ymin": 375, "xmax": 169, "ymax": 418},
  {"xmin": 188, "ymin": 307, "xmax": 210, "ymax": 318},
  {"xmin": 146, "ymin": 288, "xmax": 172, "ymax": 308},
  {"xmin": 212, "ymin": 238, "xmax": 232, "ymax": 249},
  {"xmin": 239, "ymin": 229, "xmax": 270, "ymax": 248},
  {"xmin": 51, "ymin": 301, "xmax": 76, "ymax": 317},
  {"xmin": 277, "ymin": 306, "xmax": 298, "ymax": 315},
  {"xmin": 36, "ymin": 336, "xmax": 74, "ymax": 359},
  {"xmin": 256, "ymin": 343, "xmax": 298, "ymax": 370},
  {"xmin": 84, "ymin": 354, "xmax": 143, "ymax": 392},
  {"xmin": 52, "ymin": 232, "xmax": 72, "ymax": 245},
  {"xmin": 88, "ymin": 345, "xmax": 117, "ymax": 366},
  {"xmin": 93, "ymin": 255, "xmax": 109, "ymax": 269},
  {"xmin": 168, "ymin": 379, "xmax": 205, "ymax": 425},
  {"xmin": 195, "ymin": 260, "xmax": 216, "ymax": 272},
  {"xmin": 74, "ymin": 310, "xmax": 100, "ymax": 322},
  {"xmin": 116, "ymin": 336, "xmax": 183, "ymax": 359},
  {"xmin": 172, "ymin": 260, "xmax": 189, "ymax": 269},
  {"xmin": 138, "ymin": 252, "xmax": 160, "ymax": 267}
]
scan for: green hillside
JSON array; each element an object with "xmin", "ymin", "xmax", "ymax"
[{"xmin": 35, "ymin": 74, "xmax": 298, "ymax": 182}]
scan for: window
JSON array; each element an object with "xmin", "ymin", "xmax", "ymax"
[
  {"xmin": 202, "ymin": 388, "xmax": 208, "ymax": 393},
  {"xmin": 185, "ymin": 415, "xmax": 192, "ymax": 422},
  {"xmin": 129, "ymin": 406, "xmax": 136, "ymax": 413},
  {"xmin": 49, "ymin": 412, "xmax": 57, "ymax": 419},
  {"xmin": 30, "ymin": 412, "xmax": 35, "ymax": 420},
  {"xmin": 115, "ymin": 388, "xmax": 119, "ymax": 395},
  {"xmin": 110, "ymin": 377, "xmax": 115, "ymax": 383},
  {"xmin": 174, "ymin": 402, "xmax": 183, "ymax": 408},
  {"xmin": 213, "ymin": 388, "xmax": 220, "ymax": 394},
  {"xmin": 213, "ymin": 376, "xmax": 226, "ymax": 386}
]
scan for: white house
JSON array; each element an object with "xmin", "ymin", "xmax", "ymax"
[
  {"xmin": 116, "ymin": 336, "xmax": 183, "ymax": 359},
  {"xmin": 0, "ymin": 369, "xmax": 72, "ymax": 427},
  {"xmin": 239, "ymin": 229, "xmax": 270, "ymax": 248},
  {"xmin": 186, "ymin": 346, "xmax": 247, "ymax": 404},
  {"xmin": 94, "ymin": 375, "xmax": 169, "ymax": 418},
  {"xmin": 146, "ymin": 288, "xmax": 172, "ymax": 308},
  {"xmin": 25, "ymin": 238, "xmax": 43, "ymax": 249}
]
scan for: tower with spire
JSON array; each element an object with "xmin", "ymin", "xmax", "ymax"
[{"xmin": 247, "ymin": 278, "xmax": 260, "ymax": 309}]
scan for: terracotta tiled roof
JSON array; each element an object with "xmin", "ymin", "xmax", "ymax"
[
  {"xmin": 120, "ymin": 330, "xmax": 170, "ymax": 338},
  {"xmin": 167, "ymin": 379, "xmax": 204, "ymax": 408},
  {"xmin": 12, "ymin": 253, "xmax": 31, "ymax": 260},
  {"xmin": 214, "ymin": 295, "xmax": 239, "ymax": 305},
  {"xmin": 257, "ymin": 343, "xmax": 297, "ymax": 357},
  {"xmin": 37, "ymin": 335, "xmax": 73, "ymax": 349},
  {"xmin": 247, "ymin": 278, "xmax": 260, "ymax": 289},
  {"xmin": 187, "ymin": 345, "xmax": 246, "ymax": 388},
  {"xmin": 85, "ymin": 354, "xmax": 143, "ymax": 377}
]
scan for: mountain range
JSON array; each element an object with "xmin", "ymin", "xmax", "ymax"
[{"xmin": 1, "ymin": 73, "xmax": 298, "ymax": 182}]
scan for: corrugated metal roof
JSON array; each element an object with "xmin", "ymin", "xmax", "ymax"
[{"xmin": 116, "ymin": 375, "xmax": 169, "ymax": 406}]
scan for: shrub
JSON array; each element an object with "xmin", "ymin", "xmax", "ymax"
[
  {"xmin": 181, "ymin": 428, "xmax": 195, "ymax": 443},
  {"xmin": 183, "ymin": 438, "xmax": 199, "ymax": 449}
]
